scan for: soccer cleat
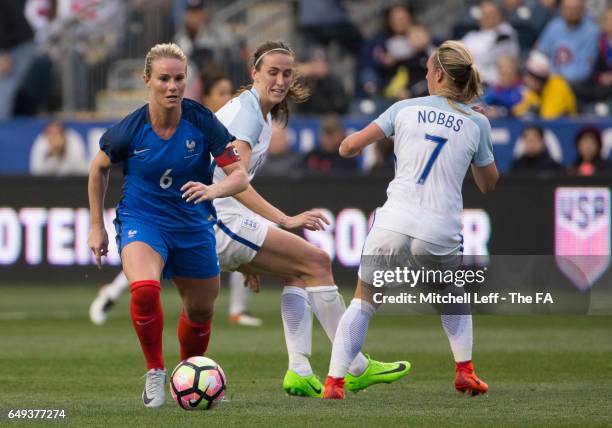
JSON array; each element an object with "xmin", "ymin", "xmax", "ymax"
[
  {"xmin": 228, "ymin": 312, "xmax": 263, "ymax": 327},
  {"xmin": 344, "ymin": 355, "xmax": 411, "ymax": 392},
  {"xmin": 89, "ymin": 284, "xmax": 116, "ymax": 325},
  {"xmin": 455, "ymin": 361, "xmax": 488, "ymax": 396},
  {"xmin": 142, "ymin": 368, "xmax": 166, "ymax": 408},
  {"xmin": 282, "ymin": 370, "xmax": 324, "ymax": 398},
  {"xmin": 323, "ymin": 376, "xmax": 345, "ymax": 400}
]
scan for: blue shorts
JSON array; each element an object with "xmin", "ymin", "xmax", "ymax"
[{"xmin": 114, "ymin": 218, "xmax": 220, "ymax": 280}]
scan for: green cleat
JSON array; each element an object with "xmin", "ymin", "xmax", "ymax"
[
  {"xmin": 282, "ymin": 370, "xmax": 324, "ymax": 398},
  {"xmin": 345, "ymin": 355, "xmax": 411, "ymax": 392}
]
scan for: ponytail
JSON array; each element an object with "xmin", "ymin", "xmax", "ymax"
[{"xmin": 434, "ymin": 40, "xmax": 483, "ymax": 109}]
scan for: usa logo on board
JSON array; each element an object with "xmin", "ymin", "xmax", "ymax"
[{"xmin": 555, "ymin": 187, "xmax": 610, "ymax": 290}]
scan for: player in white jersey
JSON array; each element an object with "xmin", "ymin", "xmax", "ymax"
[
  {"xmin": 185, "ymin": 40, "xmax": 409, "ymax": 397},
  {"xmin": 323, "ymin": 40, "xmax": 499, "ymax": 399}
]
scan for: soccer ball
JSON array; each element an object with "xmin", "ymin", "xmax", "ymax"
[{"xmin": 169, "ymin": 356, "xmax": 226, "ymax": 410}]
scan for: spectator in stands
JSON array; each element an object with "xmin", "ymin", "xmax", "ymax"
[
  {"xmin": 303, "ymin": 114, "xmax": 357, "ymax": 175},
  {"xmin": 358, "ymin": 5, "xmax": 415, "ymax": 95},
  {"xmin": 512, "ymin": 50, "xmax": 576, "ymax": 119},
  {"xmin": 461, "ymin": 0, "xmax": 520, "ymax": 86},
  {"xmin": 567, "ymin": 126, "xmax": 611, "ymax": 176},
  {"xmin": 30, "ymin": 120, "xmax": 88, "ymax": 176},
  {"xmin": 174, "ymin": 0, "xmax": 247, "ymax": 91},
  {"xmin": 0, "ymin": 1, "xmax": 36, "ymax": 119},
  {"xmin": 24, "ymin": 0, "xmax": 125, "ymax": 111},
  {"xmin": 500, "ymin": 0, "xmax": 555, "ymax": 56},
  {"xmin": 510, "ymin": 125, "xmax": 562, "ymax": 176},
  {"xmin": 586, "ymin": 7, "xmax": 612, "ymax": 105},
  {"xmin": 296, "ymin": 48, "xmax": 349, "ymax": 115},
  {"xmin": 451, "ymin": 0, "xmax": 481, "ymax": 40},
  {"xmin": 297, "ymin": 0, "xmax": 362, "ymax": 54},
  {"xmin": 536, "ymin": 0, "xmax": 599, "ymax": 85},
  {"xmin": 200, "ymin": 68, "xmax": 232, "ymax": 113},
  {"xmin": 258, "ymin": 123, "xmax": 304, "ymax": 178},
  {"xmin": 482, "ymin": 55, "xmax": 523, "ymax": 117},
  {"xmin": 383, "ymin": 25, "xmax": 433, "ymax": 100}
]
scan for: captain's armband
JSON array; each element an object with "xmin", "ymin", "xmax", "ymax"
[{"xmin": 214, "ymin": 144, "xmax": 241, "ymax": 167}]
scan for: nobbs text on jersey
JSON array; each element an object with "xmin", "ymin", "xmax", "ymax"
[{"xmin": 418, "ymin": 110, "xmax": 463, "ymax": 132}]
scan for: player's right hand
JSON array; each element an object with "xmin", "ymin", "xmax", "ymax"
[
  {"xmin": 181, "ymin": 181, "xmax": 218, "ymax": 203},
  {"xmin": 243, "ymin": 274, "xmax": 260, "ymax": 293},
  {"xmin": 88, "ymin": 226, "xmax": 109, "ymax": 269},
  {"xmin": 281, "ymin": 210, "xmax": 330, "ymax": 231}
]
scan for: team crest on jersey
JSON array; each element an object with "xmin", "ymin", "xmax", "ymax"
[
  {"xmin": 241, "ymin": 218, "xmax": 259, "ymax": 231},
  {"xmin": 185, "ymin": 139, "xmax": 196, "ymax": 152},
  {"xmin": 555, "ymin": 187, "xmax": 610, "ymax": 290},
  {"xmin": 127, "ymin": 229, "xmax": 138, "ymax": 238}
]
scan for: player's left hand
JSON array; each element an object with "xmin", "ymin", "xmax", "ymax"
[
  {"xmin": 181, "ymin": 181, "xmax": 218, "ymax": 203},
  {"xmin": 243, "ymin": 274, "xmax": 260, "ymax": 293},
  {"xmin": 281, "ymin": 210, "xmax": 330, "ymax": 231}
]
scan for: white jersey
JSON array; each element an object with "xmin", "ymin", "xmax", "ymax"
[
  {"xmin": 213, "ymin": 88, "xmax": 272, "ymax": 215},
  {"xmin": 373, "ymin": 95, "xmax": 494, "ymax": 247}
]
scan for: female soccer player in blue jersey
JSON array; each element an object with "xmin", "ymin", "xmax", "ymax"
[
  {"xmin": 203, "ymin": 40, "xmax": 410, "ymax": 397},
  {"xmin": 89, "ymin": 71, "xmax": 262, "ymax": 328},
  {"xmin": 87, "ymin": 43, "xmax": 248, "ymax": 408},
  {"xmin": 323, "ymin": 40, "xmax": 500, "ymax": 399}
]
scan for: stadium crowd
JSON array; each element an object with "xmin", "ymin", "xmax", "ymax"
[{"xmin": 1, "ymin": 0, "xmax": 611, "ymax": 177}]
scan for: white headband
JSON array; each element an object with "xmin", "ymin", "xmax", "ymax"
[
  {"xmin": 437, "ymin": 51, "xmax": 455, "ymax": 81},
  {"xmin": 254, "ymin": 48, "xmax": 292, "ymax": 67}
]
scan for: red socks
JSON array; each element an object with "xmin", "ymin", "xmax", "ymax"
[
  {"xmin": 130, "ymin": 280, "xmax": 164, "ymax": 370},
  {"xmin": 130, "ymin": 280, "xmax": 212, "ymax": 367},
  {"xmin": 178, "ymin": 309, "xmax": 212, "ymax": 361}
]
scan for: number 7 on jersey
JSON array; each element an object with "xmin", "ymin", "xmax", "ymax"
[{"xmin": 417, "ymin": 134, "xmax": 448, "ymax": 184}]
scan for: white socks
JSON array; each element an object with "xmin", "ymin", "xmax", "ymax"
[
  {"xmin": 107, "ymin": 271, "xmax": 129, "ymax": 300},
  {"xmin": 281, "ymin": 286, "xmax": 313, "ymax": 376},
  {"xmin": 307, "ymin": 286, "xmax": 369, "ymax": 376},
  {"xmin": 281, "ymin": 285, "xmax": 371, "ymax": 378},
  {"xmin": 441, "ymin": 314, "xmax": 473, "ymax": 362},
  {"xmin": 228, "ymin": 271, "xmax": 250, "ymax": 316},
  {"xmin": 328, "ymin": 298, "xmax": 376, "ymax": 378}
]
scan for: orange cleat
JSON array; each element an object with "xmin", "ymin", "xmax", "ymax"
[
  {"xmin": 227, "ymin": 312, "xmax": 263, "ymax": 327},
  {"xmin": 323, "ymin": 376, "xmax": 345, "ymax": 400},
  {"xmin": 455, "ymin": 361, "xmax": 488, "ymax": 396}
]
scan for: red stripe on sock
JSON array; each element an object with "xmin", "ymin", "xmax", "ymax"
[
  {"xmin": 130, "ymin": 280, "xmax": 164, "ymax": 370},
  {"xmin": 178, "ymin": 309, "xmax": 212, "ymax": 361}
]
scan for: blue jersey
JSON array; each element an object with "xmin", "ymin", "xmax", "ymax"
[{"xmin": 101, "ymin": 98, "xmax": 235, "ymax": 231}]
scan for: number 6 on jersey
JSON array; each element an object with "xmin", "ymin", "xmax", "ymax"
[
  {"xmin": 417, "ymin": 134, "xmax": 448, "ymax": 184},
  {"xmin": 160, "ymin": 168, "xmax": 173, "ymax": 189}
]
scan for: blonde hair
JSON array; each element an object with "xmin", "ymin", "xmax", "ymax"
[
  {"xmin": 144, "ymin": 43, "xmax": 187, "ymax": 79},
  {"xmin": 236, "ymin": 40, "xmax": 309, "ymax": 127},
  {"xmin": 433, "ymin": 40, "xmax": 482, "ymax": 109}
]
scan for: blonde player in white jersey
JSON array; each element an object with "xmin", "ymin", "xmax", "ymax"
[
  {"xmin": 323, "ymin": 40, "xmax": 499, "ymax": 400},
  {"xmin": 200, "ymin": 40, "xmax": 409, "ymax": 397}
]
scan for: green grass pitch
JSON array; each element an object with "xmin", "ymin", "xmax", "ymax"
[{"xmin": 1, "ymin": 284, "xmax": 611, "ymax": 427}]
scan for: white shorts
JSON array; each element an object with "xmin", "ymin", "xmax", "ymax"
[
  {"xmin": 214, "ymin": 211, "xmax": 269, "ymax": 271},
  {"xmin": 358, "ymin": 226, "xmax": 461, "ymax": 285}
]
